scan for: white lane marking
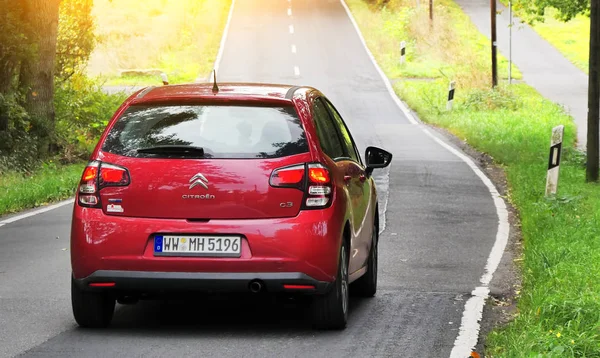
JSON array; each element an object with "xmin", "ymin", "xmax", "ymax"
[
  {"xmin": 204, "ymin": 0, "xmax": 236, "ymax": 81},
  {"xmin": 291, "ymin": 44, "xmax": 297, "ymax": 54},
  {"xmin": 0, "ymin": 199, "xmax": 74, "ymax": 227},
  {"xmin": 288, "ymin": 8, "xmax": 292, "ymax": 16},
  {"xmin": 340, "ymin": 1, "xmax": 510, "ymax": 356},
  {"xmin": 289, "ymin": 25, "xmax": 294, "ymax": 34},
  {"xmin": 294, "ymin": 66, "xmax": 300, "ymax": 76}
]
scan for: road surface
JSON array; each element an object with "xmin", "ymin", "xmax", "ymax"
[{"xmin": 0, "ymin": 1, "xmax": 502, "ymax": 357}]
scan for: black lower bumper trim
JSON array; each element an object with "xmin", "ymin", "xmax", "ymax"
[{"xmin": 75, "ymin": 270, "xmax": 332, "ymax": 294}]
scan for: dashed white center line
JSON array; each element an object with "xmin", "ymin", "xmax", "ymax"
[
  {"xmin": 289, "ymin": 24, "xmax": 294, "ymax": 34},
  {"xmin": 294, "ymin": 66, "xmax": 300, "ymax": 76},
  {"xmin": 288, "ymin": 8, "xmax": 292, "ymax": 16},
  {"xmin": 291, "ymin": 44, "xmax": 297, "ymax": 54}
]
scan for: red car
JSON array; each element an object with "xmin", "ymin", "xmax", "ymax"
[{"xmin": 70, "ymin": 82, "xmax": 392, "ymax": 330}]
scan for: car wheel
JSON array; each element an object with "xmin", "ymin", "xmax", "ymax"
[
  {"xmin": 71, "ymin": 276, "xmax": 115, "ymax": 328},
  {"xmin": 352, "ymin": 224, "xmax": 378, "ymax": 297},
  {"xmin": 312, "ymin": 240, "xmax": 349, "ymax": 330}
]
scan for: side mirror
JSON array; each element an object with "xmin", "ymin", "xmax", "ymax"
[{"xmin": 365, "ymin": 146, "xmax": 392, "ymax": 176}]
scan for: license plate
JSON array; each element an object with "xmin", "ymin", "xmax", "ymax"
[{"xmin": 154, "ymin": 235, "xmax": 241, "ymax": 257}]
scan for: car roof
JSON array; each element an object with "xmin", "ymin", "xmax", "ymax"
[{"xmin": 130, "ymin": 83, "xmax": 307, "ymax": 106}]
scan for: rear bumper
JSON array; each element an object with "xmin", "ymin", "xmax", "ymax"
[
  {"xmin": 70, "ymin": 204, "xmax": 346, "ymax": 283},
  {"xmin": 74, "ymin": 270, "xmax": 332, "ymax": 294}
]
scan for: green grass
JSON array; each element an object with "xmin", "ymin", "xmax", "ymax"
[
  {"xmin": 346, "ymin": 0, "xmax": 600, "ymax": 356},
  {"xmin": 87, "ymin": 0, "xmax": 232, "ymax": 86},
  {"xmin": 0, "ymin": 163, "xmax": 85, "ymax": 216},
  {"xmin": 532, "ymin": 10, "xmax": 589, "ymax": 74},
  {"xmin": 500, "ymin": 2, "xmax": 590, "ymax": 74}
]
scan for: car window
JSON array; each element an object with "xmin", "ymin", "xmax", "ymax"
[
  {"xmin": 323, "ymin": 99, "xmax": 362, "ymax": 164},
  {"xmin": 102, "ymin": 104, "xmax": 308, "ymax": 159},
  {"xmin": 312, "ymin": 98, "xmax": 345, "ymax": 160}
]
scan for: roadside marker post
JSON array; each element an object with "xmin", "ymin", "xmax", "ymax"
[
  {"xmin": 447, "ymin": 81, "xmax": 455, "ymax": 110},
  {"xmin": 400, "ymin": 41, "xmax": 406, "ymax": 65},
  {"xmin": 545, "ymin": 125, "xmax": 564, "ymax": 196},
  {"xmin": 161, "ymin": 73, "xmax": 169, "ymax": 85}
]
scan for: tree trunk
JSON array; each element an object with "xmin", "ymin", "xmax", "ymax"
[
  {"xmin": 19, "ymin": 0, "xmax": 61, "ymax": 158},
  {"xmin": 587, "ymin": 0, "xmax": 600, "ymax": 182}
]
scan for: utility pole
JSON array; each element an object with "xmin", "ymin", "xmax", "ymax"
[
  {"xmin": 587, "ymin": 0, "xmax": 599, "ymax": 182},
  {"xmin": 429, "ymin": 0, "xmax": 433, "ymax": 23},
  {"xmin": 508, "ymin": 1, "xmax": 513, "ymax": 84},
  {"xmin": 491, "ymin": 0, "xmax": 498, "ymax": 87}
]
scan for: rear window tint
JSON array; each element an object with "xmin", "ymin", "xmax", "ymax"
[{"xmin": 102, "ymin": 104, "xmax": 308, "ymax": 159}]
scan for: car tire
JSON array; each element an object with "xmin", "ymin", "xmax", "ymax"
[
  {"xmin": 312, "ymin": 240, "xmax": 349, "ymax": 330},
  {"xmin": 71, "ymin": 276, "xmax": 115, "ymax": 328},
  {"xmin": 352, "ymin": 224, "xmax": 378, "ymax": 297}
]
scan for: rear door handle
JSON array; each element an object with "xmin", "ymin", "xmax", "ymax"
[
  {"xmin": 359, "ymin": 174, "xmax": 367, "ymax": 182},
  {"xmin": 344, "ymin": 175, "xmax": 352, "ymax": 184}
]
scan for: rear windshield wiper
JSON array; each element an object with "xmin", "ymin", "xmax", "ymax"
[{"xmin": 137, "ymin": 145, "xmax": 206, "ymax": 158}]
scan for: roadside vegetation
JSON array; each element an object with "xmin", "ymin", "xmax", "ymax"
[
  {"xmin": 0, "ymin": 0, "xmax": 230, "ymax": 216},
  {"xmin": 88, "ymin": 0, "xmax": 231, "ymax": 85},
  {"xmin": 501, "ymin": 1, "xmax": 590, "ymax": 74},
  {"xmin": 348, "ymin": 0, "xmax": 600, "ymax": 355}
]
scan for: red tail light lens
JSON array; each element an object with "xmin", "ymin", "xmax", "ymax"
[
  {"xmin": 270, "ymin": 164, "xmax": 305, "ymax": 188},
  {"xmin": 82, "ymin": 166, "xmax": 98, "ymax": 182},
  {"xmin": 99, "ymin": 163, "xmax": 130, "ymax": 187}
]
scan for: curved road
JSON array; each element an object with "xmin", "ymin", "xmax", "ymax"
[{"xmin": 0, "ymin": 1, "xmax": 501, "ymax": 357}]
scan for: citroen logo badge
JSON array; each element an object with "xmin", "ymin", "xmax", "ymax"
[{"xmin": 189, "ymin": 173, "xmax": 209, "ymax": 190}]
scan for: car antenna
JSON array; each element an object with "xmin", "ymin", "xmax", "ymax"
[{"xmin": 212, "ymin": 69, "xmax": 219, "ymax": 94}]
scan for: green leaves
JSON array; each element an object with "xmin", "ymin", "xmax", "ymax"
[{"xmin": 511, "ymin": 0, "xmax": 590, "ymax": 23}]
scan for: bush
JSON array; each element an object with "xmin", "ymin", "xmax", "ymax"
[{"xmin": 54, "ymin": 74, "xmax": 127, "ymax": 163}]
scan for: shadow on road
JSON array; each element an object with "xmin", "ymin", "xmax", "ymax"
[{"xmin": 84, "ymin": 293, "xmax": 373, "ymax": 336}]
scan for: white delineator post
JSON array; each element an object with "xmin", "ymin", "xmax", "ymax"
[
  {"xmin": 545, "ymin": 125, "xmax": 564, "ymax": 196},
  {"xmin": 400, "ymin": 41, "xmax": 406, "ymax": 65},
  {"xmin": 161, "ymin": 73, "xmax": 169, "ymax": 85},
  {"xmin": 447, "ymin": 81, "xmax": 456, "ymax": 110}
]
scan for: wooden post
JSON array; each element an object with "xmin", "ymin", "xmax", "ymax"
[
  {"xmin": 587, "ymin": 0, "xmax": 600, "ymax": 182},
  {"xmin": 491, "ymin": 0, "xmax": 498, "ymax": 87}
]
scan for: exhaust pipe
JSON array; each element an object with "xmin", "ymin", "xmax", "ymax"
[{"xmin": 249, "ymin": 280, "xmax": 263, "ymax": 293}]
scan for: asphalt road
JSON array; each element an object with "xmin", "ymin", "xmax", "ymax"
[{"xmin": 0, "ymin": 1, "xmax": 499, "ymax": 357}]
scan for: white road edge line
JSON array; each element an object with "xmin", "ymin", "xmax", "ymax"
[
  {"xmin": 291, "ymin": 44, "xmax": 297, "ymax": 54},
  {"xmin": 288, "ymin": 8, "xmax": 292, "ymax": 16},
  {"xmin": 339, "ymin": 1, "xmax": 510, "ymax": 357},
  {"xmin": 0, "ymin": 199, "xmax": 74, "ymax": 226},
  {"xmin": 204, "ymin": 0, "xmax": 236, "ymax": 82},
  {"xmin": 289, "ymin": 25, "xmax": 294, "ymax": 34}
]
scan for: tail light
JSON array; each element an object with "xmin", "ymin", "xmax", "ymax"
[
  {"xmin": 78, "ymin": 161, "xmax": 130, "ymax": 208},
  {"xmin": 270, "ymin": 163, "xmax": 332, "ymax": 209}
]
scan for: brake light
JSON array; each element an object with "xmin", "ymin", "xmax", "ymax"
[
  {"xmin": 99, "ymin": 163, "xmax": 130, "ymax": 187},
  {"xmin": 270, "ymin": 164, "xmax": 305, "ymax": 188},
  {"xmin": 308, "ymin": 167, "xmax": 330, "ymax": 184},
  {"xmin": 77, "ymin": 161, "xmax": 130, "ymax": 208}
]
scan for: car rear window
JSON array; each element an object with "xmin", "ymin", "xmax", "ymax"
[{"xmin": 102, "ymin": 104, "xmax": 308, "ymax": 159}]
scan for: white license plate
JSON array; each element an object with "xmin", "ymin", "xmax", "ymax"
[{"xmin": 154, "ymin": 235, "xmax": 241, "ymax": 257}]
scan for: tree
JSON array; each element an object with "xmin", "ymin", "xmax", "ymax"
[
  {"xmin": 18, "ymin": 0, "xmax": 62, "ymax": 157},
  {"xmin": 511, "ymin": 0, "xmax": 597, "ymax": 182}
]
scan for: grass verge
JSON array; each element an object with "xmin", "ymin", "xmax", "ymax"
[
  {"xmin": 87, "ymin": 0, "xmax": 232, "ymax": 86},
  {"xmin": 0, "ymin": 163, "xmax": 84, "ymax": 216},
  {"xmin": 501, "ymin": 2, "xmax": 590, "ymax": 74},
  {"xmin": 347, "ymin": 0, "xmax": 600, "ymax": 356}
]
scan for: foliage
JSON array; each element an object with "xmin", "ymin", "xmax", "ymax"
[
  {"xmin": 509, "ymin": 0, "xmax": 590, "ymax": 23},
  {"xmin": 56, "ymin": 0, "xmax": 97, "ymax": 82},
  {"xmin": 54, "ymin": 74, "xmax": 127, "ymax": 163}
]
